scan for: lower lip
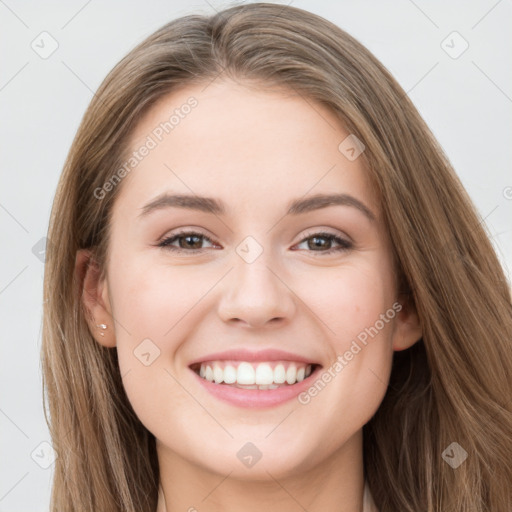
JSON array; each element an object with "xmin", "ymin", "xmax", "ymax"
[{"xmin": 190, "ymin": 365, "xmax": 321, "ymax": 409}]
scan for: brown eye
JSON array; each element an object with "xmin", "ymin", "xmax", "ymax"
[
  {"xmin": 158, "ymin": 231, "xmax": 217, "ymax": 252},
  {"xmin": 294, "ymin": 232, "xmax": 353, "ymax": 255}
]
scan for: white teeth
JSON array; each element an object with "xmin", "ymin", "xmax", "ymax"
[
  {"xmin": 286, "ymin": 365, "xmax": 297, "ymax": 384},
  {"xmin": 213, "ymin": 364, "xmax": 224, "ymax": 384},
  {"xmin": 196, "ymin": 361, "xmax": 314, "ymax": 387},
  {"xmin": 223, "ymin": 365, "xmax": 237, "ymax": 384},
  {"xmin": 255, "ymin": 363, "xmax": 274, "ymax": 385},
  {"xmin": 274, "ymin": 364, "xmax": 286, "ymax": 383},
  {"xmin": 237, "ymin": 362, "xmax": 255, "ymax": 385}
]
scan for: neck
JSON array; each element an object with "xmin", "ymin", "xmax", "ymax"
[{"xmin": 156, "ymin": 430, "xmax": 366, "ymax": 512}]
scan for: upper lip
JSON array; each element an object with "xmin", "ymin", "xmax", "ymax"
[{"xmin": 188, "ymin": 348, "xmax": 322, "ymax": 367}]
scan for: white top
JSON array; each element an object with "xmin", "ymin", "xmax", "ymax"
[{"xmin": 363, "ymin": 481, "xmax": 379, "ymax": 511}]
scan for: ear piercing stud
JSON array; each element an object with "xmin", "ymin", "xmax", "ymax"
[{"xmin": 96, "ymin": 323, "xmax": 108, "ymax": 337}]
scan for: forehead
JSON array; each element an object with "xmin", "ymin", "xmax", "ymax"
[{"xmin": 117, "ymin": 79, "xmax": 376, "ymax": 217}]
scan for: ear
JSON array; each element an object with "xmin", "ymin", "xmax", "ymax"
[
  {"xmin": 392, "ymin": 297, "xmax": 422, "ymax": 351},
  {"xmin": 75, "ymin": 249, "xmax": 116, "ymax": 348}
]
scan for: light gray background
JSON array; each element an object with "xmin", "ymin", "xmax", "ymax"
[{"xmin": 1, "ymin": 1, "xmax": 511, "ymax": 510}]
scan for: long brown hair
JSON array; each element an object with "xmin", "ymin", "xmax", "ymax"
[{"xmin": 41, "ymin": 3, "xmax": 512, "ymax": 510}]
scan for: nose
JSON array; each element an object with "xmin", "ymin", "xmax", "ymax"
[{"xmin": 217, "ymin": 252, "xmax": 296, "ymax": 329}]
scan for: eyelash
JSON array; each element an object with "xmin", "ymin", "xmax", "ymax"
[{"xmin": 157, "ymin": 229, "xmax": 353, "ymax": 256}]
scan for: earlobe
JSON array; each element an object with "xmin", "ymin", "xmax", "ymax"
[
  {"xmin": 392, "ymin": 300, "xmax": 422, "ymax": 352},
  {"xmin": 75, "ymin": 249, "xmax": 116, "ymax": 348}
]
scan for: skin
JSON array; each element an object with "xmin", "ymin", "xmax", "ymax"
[{"xmin": 79, "ymin": 79, "xmax": 421, "ymax": 512}]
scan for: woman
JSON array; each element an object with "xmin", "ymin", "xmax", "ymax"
[{"xmin": 41, "ymin": 3, "xmax": 512, "ymax": 511}]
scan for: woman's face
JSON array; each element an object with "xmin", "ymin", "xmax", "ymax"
[{"xmin": 85, "ymin": 79, "xmax": 420, "ymax": 478}]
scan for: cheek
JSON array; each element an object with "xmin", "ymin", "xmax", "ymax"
[
  {"xmin": 295, "ymin": 261, "xmax": 397, "ymax": 429},
  {"xmin": 108, "ymin": 254, "xmax": 208, "ymax": 345},
  {"xmin": 303, "ymin": 260, "xmax": 395, "ymax": 345},
  {"xmin": 106, "ymin": 267, "xmax": 203, "ymax": 438}
]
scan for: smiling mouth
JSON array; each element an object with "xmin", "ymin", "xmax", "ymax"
[{"xmin": 189, "ymin": 360, "xmax": 322, "ymax": 390}]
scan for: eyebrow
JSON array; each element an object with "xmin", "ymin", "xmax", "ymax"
[{"xmin": 138, "ymin": 192, "xmax": 376, "ymax": 222}]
